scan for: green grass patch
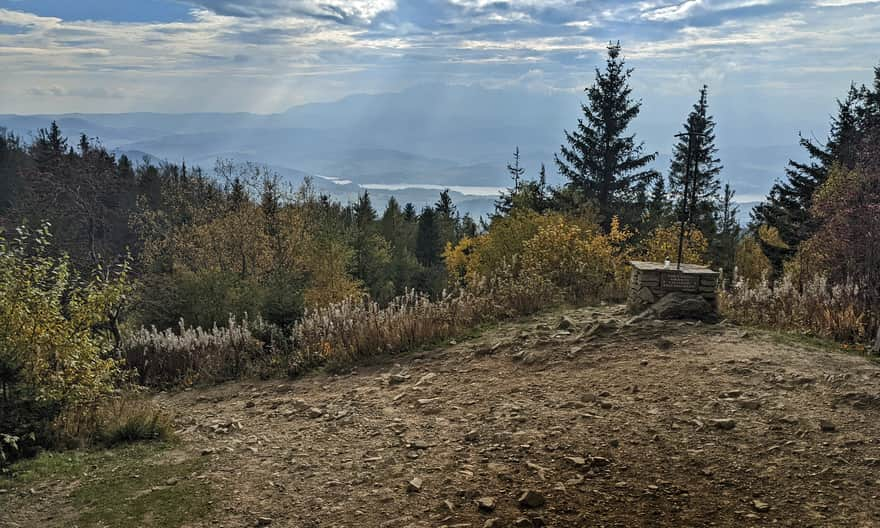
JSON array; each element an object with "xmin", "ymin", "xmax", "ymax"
[{"xmin": 2, "ymin": 442, "xmax": 214, "ymax": 528}]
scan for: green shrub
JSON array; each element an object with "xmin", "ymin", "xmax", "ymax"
[{"xmin": 0, "ymin": 224, "xmax": 128, "ymax": 466}]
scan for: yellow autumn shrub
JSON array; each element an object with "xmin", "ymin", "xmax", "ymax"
[
  {"xmin": 735, "ymin": 235, "xmax": 772, "ymax": 287},
  {"xmin": 641, "ymin": 225, "xmax": 708, "ymax": 265},
  {"xmin": 445, "ymin": 212, "xmax": 634, "ymax": 302}
]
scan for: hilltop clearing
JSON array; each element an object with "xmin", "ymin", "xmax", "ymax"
[{"xmin": 4, "ymin": 305, "xmax": 880, "ymax": 527}]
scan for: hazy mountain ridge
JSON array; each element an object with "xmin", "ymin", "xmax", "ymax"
[{"xmin": 1, "ymin": 83, "xmax": 812, "ymax": 220}]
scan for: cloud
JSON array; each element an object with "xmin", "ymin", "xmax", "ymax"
[
  {"xmin": 640, "ymin": 0, "xmax": 778, "ymax": 22},
  {"xmin": 181, "ymin": 0, "xmax": 397, "ymax": 24},
  {"xmin": 0, "ymin": 1, "xmax": 878, "ymax": 114},
  {"xmin": 27, "ymin": 86, "xmax": 127, "ymax": 98},
  {"xmin": 814, "ymin": 0, "xmax": 880, "ymax": 5}
]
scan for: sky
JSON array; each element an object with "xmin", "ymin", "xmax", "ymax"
[{"xmin": 1, "ymin": 0, "xmax": 878, "ymax": 116}]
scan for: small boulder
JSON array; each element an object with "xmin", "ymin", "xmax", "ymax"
[
  {"xmin": 557, "ymin": 316, "xmax": 575, "ymax": 330},
  {"xmin": 389, "ymin": 374, "xmax": 409, "ymax": 385},
  {"xmin": 476, "ymin": 497, "xmax": 496, "ymax": 512},
  {"xmin": 564, "ymin": 456, "xmax": 587, "ymax": 467},
  {"xmin": 518, "ymin": 490, "xmax": 545, "ymax": 508},
  {"xmin": 406, "ymin": 477, "xmax": 423, "ymax": 493},
  {"xmin": 819, "ymin": 420, "xmax": 837, "ymax": 432},
  {"xmin": 710, "ymin": 418, "xmax": 736, "ymax": 430},
  {"xmin": 645, "ymin": 292, "xmax": 718, "ymax": 323},
  {"xmin": 752, "ymin": 499, "xmax": 770, "ymax": 513}
]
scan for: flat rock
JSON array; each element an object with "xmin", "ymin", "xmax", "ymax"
[
  {"xmin": 565, "ymin": 456, "xmax": 587, "ymax": 467},
  {"xmin": 710, "ymin": 418, "xmax": 736, "ymax": 430},
  {"xmin": 406, "ymin": 477, "xmax": 423, "ymax": 493},
  {"xmin": 753, "ymin": 499, "xmax": 770, "ymax": 513}
]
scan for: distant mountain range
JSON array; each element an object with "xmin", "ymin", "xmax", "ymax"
[{"xmin": 1, "ymin": 83, "xmax": 817, "ymax": 222}]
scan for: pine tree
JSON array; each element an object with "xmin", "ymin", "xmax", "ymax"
[
  {"xmin": 506, "ymin": 146, "xmax": 525, "ymax": 190},
  {"xmin": 644, "ymin": 175, "xmax": 672, "ymax": 232},
  {"xmin": 402, "ymin": 203, "xmax": 417, "ymax": 222},
  {"xmin": 555, "ymin": 42, "xmax": 657, "ymax": 229},
  {"xmin": 668, "ymin": 85, "xmax": 723, "ymax": 242},
  {"xmin": 354, "ymin": 191, "xmax": 377, "ymax": 226},
  {"xmin": 495, "ymin": 151, "xmax": 552, "ymax": 217},
  {"xmin": 712, "ymin": 183, "xmax": 740, "ymax": 282},
  {"xmin": 415, "ymin": 207, "xmax": 442, "ymax": 267},
  {"xmin": 459, "ymin": 213, "xmax": 478, "ymax": 238},
  {"xmin": 752, "ymin": 83, "xmax": 865, "ymax": 270},
  {"xmin": 228, "ymin": 177, "xmax": 247, "ymax": 211},
  {"xmin": 380, "ymin": 196, "xmax": 403, "ymax": 243},
  {"xmin": 435, "ymin": 189, "xmax": 457, "ymax": 247},
  {"xmin": 30, "ymin": 121, "xmax": 68, "ymax": 171},
  {"xmin": 380, "ymin": 197, "xmax": 420, "ymax": 295},
  {"xmin": 351, "ymin": 191, "xmax": 393, "ymax": 302}
]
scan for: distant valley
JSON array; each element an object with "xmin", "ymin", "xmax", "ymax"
[{"xmin": 1, "ymin": 83, "xmax": 813, "ymax": 223}]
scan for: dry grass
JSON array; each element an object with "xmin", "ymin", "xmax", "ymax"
[
  {"xmin": 721, "ymin": 274, "xmax": 872, "ymax": 344},
  {"xmin": 123, "ymin": 316, "xmax": 265, "ymax": 386},
  {"xmin": 122, "ymin": 266, "xmax": 561, "ymax": 383},
  {"xmin": 52, "ymin": 394, "xmax": 173, "ymax": 448},
  {"xmin": 291, "ymin": 267, "xmax": 560, "ymax": 372}
]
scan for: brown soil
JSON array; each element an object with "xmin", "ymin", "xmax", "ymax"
[{"xmin": 7, "ymin": 305, "xmax": 880, "ymax": 527}]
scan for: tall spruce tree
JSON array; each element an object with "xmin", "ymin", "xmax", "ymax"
[
  {"xmin": 752, "ymin": 83, "xmax": 865, "ymax": 270},
  {"xmin": 415, "ymin": 207, "xmax": 442, "ymax": 267},
  {"xmin": 668, "ymin": 85, "xmax": 723, "ymax": 242},
  {"xmin": 555, "ymin": 42, "xmax": 657, "ymax": 229},
  {"xmin": 713, "ymin": 183, "xmax": 741, "ymax": 282},
  {"xmin": 644, "ymin": 174, "xmax": 672, "ymax": 233},
  {"xmin": 352, "ymin": 191, "xmax": 394, "ymax": 303},
  {"xmin": 435, "ymin": 189, "xmax": 457, "ymax": 247}
]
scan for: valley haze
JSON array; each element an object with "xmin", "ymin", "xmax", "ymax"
[{"xmin": 0, "ymin": 83, "xmax": 826, "ymax": 222}]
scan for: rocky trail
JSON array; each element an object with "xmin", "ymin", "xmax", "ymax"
[{"xmin": 6, "ymin": 305, "xmax": 880, "ymax": 527}]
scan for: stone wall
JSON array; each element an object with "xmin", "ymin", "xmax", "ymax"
[{"xmin": 627, "ymin": 265, "xmax": 719, "ymax": 314}]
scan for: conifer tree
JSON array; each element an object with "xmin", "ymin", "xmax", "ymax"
[
  {"xmin": 752, "ymin": 83, "xmax": 866, "ymax": 269},
  {"xmin": 415, "ymin": 207, "xmax": 442, "ymax": 267},
  {"xmin": 380, "ymin": 196, "xmax": 403, "ymax": 243},
  {"xmin": 380, "ymin": 197, "xmax": 420, "ymax": 295},
  {"xmin": 402, "ymin": 202, "xmax": 417, "ymax": 222},
  {"xmin": 435, "ymin": 189, "xmax": 457, "ymax": 247},
  {"xmin": 506, "ymin": 146, "xmax": 525, "ymax": 190},
  {"xmin": 713, "ymin": 183, "xmax": 740, "ymax": 282},
  {"xmin": 555, "ymin": 42, "xmax": 657, "ymax": 229},
  {"xmin": 351, "ymin": 191, "xmax": 393, "ymax": 302},
  {"xmin": 228, "ymin": 177, "xmax": 247, "ymax": 211},
  {"xmin": 644, "ymin": 175, "xmax": 671, "ymax": 231},
  {"xmin": 668, "ymin": 85, "xmax": 723, "ymax": 241},
  {"xmin": 353, "ymin": 190, "xmax": 377, "ymax": 226},
  {"xmin": 495, "ymin": 150, "xmax": 552, "ymax": 217}
]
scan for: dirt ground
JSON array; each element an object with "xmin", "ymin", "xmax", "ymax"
[{"xmin": 6, "ymin": 305, "xmax": 880, "ymax": 527}]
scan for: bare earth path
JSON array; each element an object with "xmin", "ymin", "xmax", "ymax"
[{"xmin": 6, "ymin": 305, "xmax": 880, "ymax": 527}]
